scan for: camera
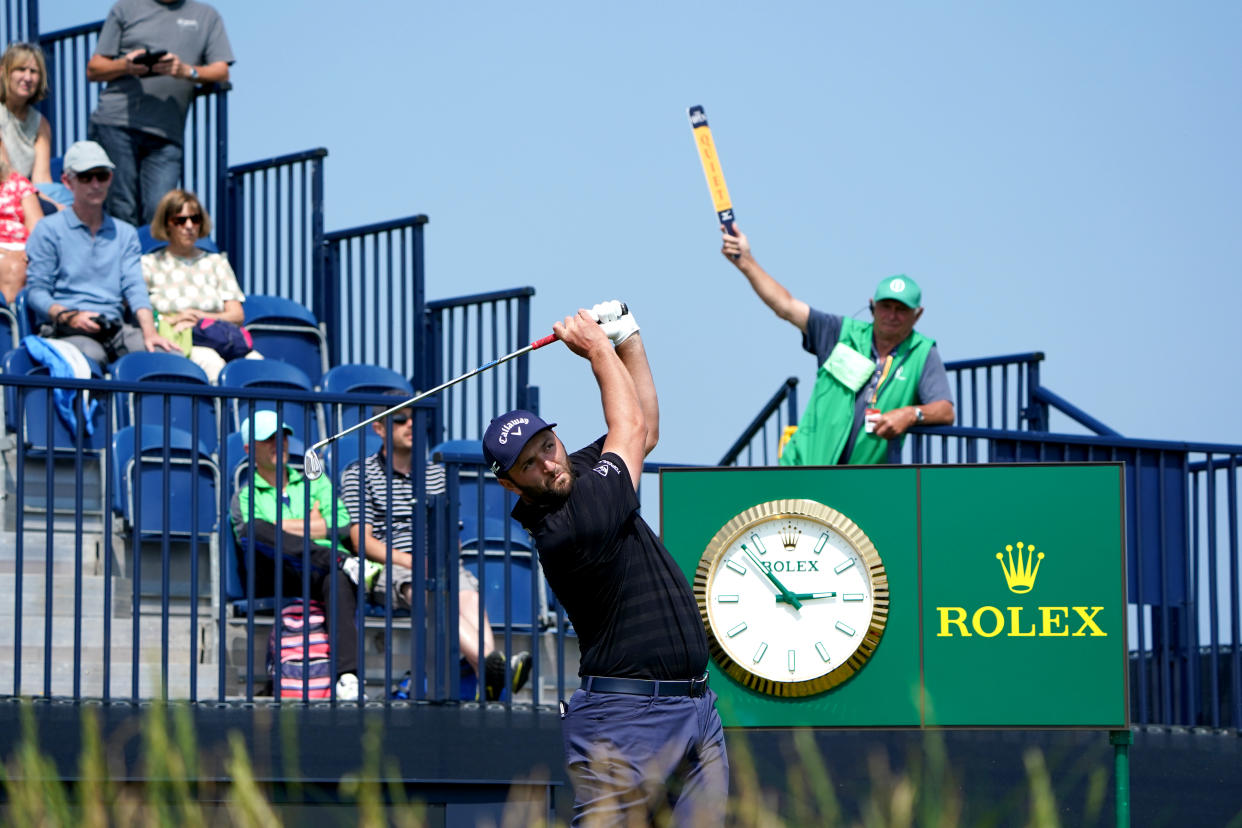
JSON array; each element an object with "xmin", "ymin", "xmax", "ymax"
[{"xmin": 91, "ymin": 315, "xmax": 122, "ymax": 337}]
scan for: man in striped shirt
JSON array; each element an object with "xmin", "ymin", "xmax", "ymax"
[{"xmin": 340, "ymin": 397, "xmax": 531, "ymax": 701}]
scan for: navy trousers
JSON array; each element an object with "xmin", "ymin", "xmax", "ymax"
[{"xmin": 561, "ymin": 686, "xmax": 729, "ymax": 827}]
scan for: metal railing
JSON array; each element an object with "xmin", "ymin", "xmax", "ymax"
[
  {"xmin": 1, "ymin": 0, "xmax": 35, "ymax": 46},
  {"xmin": 0, "ymin": 366, "xmax": 1238, "ymax": 726},
  {"xmin": 322, "ymin": 215, "xmax": 428, "ymax": 377},
  {"xmin": 36, "ymin": 21, "xmax": 230, "ymax": 229},
  {"xmin": 0, "ymin": 372, "xmax": 548, "ymax": 706},
  {"xmin": 36, "ymin": 21, "xmax": 99, "ymax": 157},
  {"xmin": 425, "ymin": 287, "xmax": 539, "ymax": 445},
  {"xmin": 225, "ymin": 148, "xmax": 326, "ymax": 305},
  {"xmin": 898, "ymin": 425, "xmax": 1242, "ymax": 728},
  {"xmin": 944, "ymin": 351, "xmax": 1045, "ymax": 431},
  {"xmin": 718, "ymin": 377, "xmax": 798, "ymax": 467},
  {"xmin": 726, "ymin": 352, "xmax": 1124, "ymax": 466}
]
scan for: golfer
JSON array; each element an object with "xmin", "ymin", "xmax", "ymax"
[{"xmin": 484, "ymin": 301, "xmax": 729, "ymax": 826}]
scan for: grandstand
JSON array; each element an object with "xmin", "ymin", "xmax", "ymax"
[{"xmin": 0, "ymin": 3, "xmax": 1238, "ymax": 824}]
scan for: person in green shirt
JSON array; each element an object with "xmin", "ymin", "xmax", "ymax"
[
  {"xmin": 229, "ymin": 410, "xmax": 364, "ymax": 700},
  {"xmin": 722, "ymin": 225, "xmax": 955, "ymax": 465}
]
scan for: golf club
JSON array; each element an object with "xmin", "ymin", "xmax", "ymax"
[{"xmin": 302, "ymin": 305, "xmax": 627, "ymax": 480}]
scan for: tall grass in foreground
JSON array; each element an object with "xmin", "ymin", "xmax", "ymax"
[{"xmin": 0, "ymin": 699, "xmax": 1085, "ymax": 827}]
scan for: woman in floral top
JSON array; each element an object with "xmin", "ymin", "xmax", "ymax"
[
  {"xmin": 0, "ymin": 153, "xmax": 41, "ymax": 302},
  {"xmin": 142, "ymin": 189, "xmax": 259, "ymax": 380}
]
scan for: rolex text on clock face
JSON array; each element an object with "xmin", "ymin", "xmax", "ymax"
[{"xmin": 695, "ymin": 499, "xmax": 888, "ymax": 697}]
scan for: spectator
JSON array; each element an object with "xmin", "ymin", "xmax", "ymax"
[
  {"xmin": 0, "ymin": 151, "xmax": 41, "ymax": 302},
  {"xmin": 340, "ymin": 395, "xmax": 533, "ymax": 701},
  {"xmin": 0, "ymin": 42, "xmax": 68, "ymax": 212},
  {"xmin": 485, "ymin": 302, "xmax": 728, "ymax": 826},
  {"xmin": 142, "ymin": 188, "xmax": 260, "ymax": 381},
  {"xmin": 721, "ymin": 225, "xmax": 955, "ymax": 465},
  {"xmin": 86, "ymin": 0, "xmax": 234, "ymax": 226},
  {"xmin": 25, "ymin": 140, "xmax": 175, "ymax": 366},
  {"xmin": 230, "ymin": 411, "xmax": 365, "ymax": 701}
]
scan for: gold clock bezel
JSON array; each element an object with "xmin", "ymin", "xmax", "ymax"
[{"xmin": 694, "ymin": 498, "xmax": 889, "ymax": 698}]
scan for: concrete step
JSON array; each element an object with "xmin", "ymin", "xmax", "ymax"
[
  {"xmin": 0, "ymin": 613, "xmax": 208, "ymax": 650},
  {"xmin": 0, "ymin": 580, "xmax": 112, "ymax": 602},
  {"xmin": 0, "ymin": 662, "xmax": 224, "ymax": 699},
  {"xmin": 0, "ymin": 529, "xmax": 111, "ymax": 578}
]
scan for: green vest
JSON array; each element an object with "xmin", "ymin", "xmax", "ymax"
[{"xmin": 780, "ymin": 318, "xmax": 934, "ymax": 466}]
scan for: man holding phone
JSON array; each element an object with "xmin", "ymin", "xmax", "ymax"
[{"xmin": 86, "ymin": 0, "xmax": 234, "ymax": 226}]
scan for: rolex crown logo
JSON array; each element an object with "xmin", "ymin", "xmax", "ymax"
[
  {"xmin": 996, "ymin": 542, "xmax": 1044, "ymax": 594},
  {"xmin": 779, "ymin": 523, "xmax": 801, "ymax": 551}
]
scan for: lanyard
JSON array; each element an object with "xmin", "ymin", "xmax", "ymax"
[{"xmin": 870, "ymin": 355, "xmax": 894, "ymax": 406}]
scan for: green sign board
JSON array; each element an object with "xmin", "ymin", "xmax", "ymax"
[{"xmin": 660, "ymin": 464, "xmax": 1128, "ymax": 729}]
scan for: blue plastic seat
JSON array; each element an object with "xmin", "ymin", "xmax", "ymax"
[
  {"xmin": 0, "ymin": 293, "xmax": 18, "ymax": 353},
  {"xmin": 242, "ymin": 295, "xmax": 329, "ymax": 387},
  {"xmin": 320, "ymin": 363, "xmax": 413, "ymax": 435},
  {"xmin": 324, "ymin": 431, "xmax": 383, "ymax": 483},
  {"xmin": 459, "ymin": 551, "xmax": 541, "ymax": 633},
  {"xmin": 430, "ymin": 439, "xmax": 532, "ymax": 551},
  {"xmin": 457, "ymin": 475, "xmax": 532, "ymax": 552},
  {"xmin": 13, "ymin": 289, "xmax": 39, "ymax": 340},
  {"xmin": 111, "ymin": 425, "xmax": 219, "ymax": 539},
  {"xmin": 111, "ymin": 351, "xmax": 219, "ymax": 452},
  {"xmin": 217, "ymin": 358, "xmax": 321, "ymax": 441},
  {"xmin": 2, "ymin": 342, "xmax": 107, "ymax": 452}
]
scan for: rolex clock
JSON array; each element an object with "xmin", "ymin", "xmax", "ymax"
[{"xmin": 695, "ymin": 498, "xmax": 889, "ymax": 697}]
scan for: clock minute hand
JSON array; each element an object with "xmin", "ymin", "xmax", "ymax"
[
  {"xmin": 776, "ymin": 591, "xmax": 838, "ymax": 604},
  {"xmin": 741, "ymin": 544, "xmax": 803, "ymax": 610},
  {"xmin": 770, "ymin": 593, "xmax": 839, "ymax": 605}
]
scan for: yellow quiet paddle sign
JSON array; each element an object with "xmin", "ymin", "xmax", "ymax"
[{"xmin": 687, "ymin": 105, "xmax": 736, "ymax": 236}]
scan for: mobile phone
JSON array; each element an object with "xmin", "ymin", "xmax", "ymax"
[{"xmin": 133, "ymin": 49, "xmax": 168, "ymax": 68}]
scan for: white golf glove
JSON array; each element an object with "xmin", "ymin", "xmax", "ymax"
[{"xmin": 590, "ymin": 300, "xmax": 639, "ymax": 346}]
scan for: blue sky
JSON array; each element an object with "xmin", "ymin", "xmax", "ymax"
[{"xmin": 43, "ymin": 1, "xmax": 1242, "ymax": 468}]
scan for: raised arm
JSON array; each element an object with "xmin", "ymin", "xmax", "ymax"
[
  {"xmin": 591, "ymin": 301, "xmax": 658, "ymax": 456},
  {"xmin": 615, "ymin": 334, "xmax": 658, "ymax": 457},
  {"xmin": 555, "ymin": 309, "xmax": 646, "ymax": 490},
  {"xmin": 721, "ymin": 224, "xmax": 810, "ymax": 332}
]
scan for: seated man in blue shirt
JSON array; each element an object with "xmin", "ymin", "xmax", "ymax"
[{"xmin": 25, "ymin": 140, "xmax": 175, "ymax": 366}]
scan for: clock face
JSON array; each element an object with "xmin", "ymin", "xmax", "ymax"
[{"xmin": 695, "ymin": 499, "xmax": 889, "ymax": 697}]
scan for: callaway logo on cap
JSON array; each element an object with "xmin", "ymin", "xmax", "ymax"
[{"xmin": 482, "ymin": 409, "xmax": 557, "ymax": 474}]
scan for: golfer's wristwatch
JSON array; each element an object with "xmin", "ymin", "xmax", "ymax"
[{"xmin": 913, "ymin": 406, "xmax": 924, "ymax": 423}]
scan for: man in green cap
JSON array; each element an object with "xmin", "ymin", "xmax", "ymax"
[{"xmin": 721, "ymin": 225, "xmax": 954, "ymax": 465}]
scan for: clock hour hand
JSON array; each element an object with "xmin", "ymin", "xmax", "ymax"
[
  {"xmin": 740, "ymin": 544, "xmax": 803, "ymax": 610},
  {"xmin": 776, "ymin": 591, "xmax": 837, "ymax": 604}
]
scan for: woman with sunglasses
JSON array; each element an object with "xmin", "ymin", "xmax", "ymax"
[{"xmin": 142, "ymin": 188, "xmax": 260, "ymax": 380}]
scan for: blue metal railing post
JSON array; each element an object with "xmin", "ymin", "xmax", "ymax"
[
  {"xmin": 516, "ymin": 294, "xmax": 532, "ymax": 412},
  {"xmin": 214, "ymin": 84, "xmax": 229, "ymax": 252},
  {"xmin": 310, "ymin": 152, "xmax": 326, "ymax": 332},
  {"xmin": 412, "ymin": 217, "xmax": 427, "ymax": 386},
  {"xmin": 1027, "ymin": 357, "xmax": 1046, "ymax": 430}
]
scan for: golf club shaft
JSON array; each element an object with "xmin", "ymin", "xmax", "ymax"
[{"xmin": 308, "ymin": 333, "xmax": 559, "ymax": 456}]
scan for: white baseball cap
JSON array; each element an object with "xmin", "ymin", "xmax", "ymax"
[{"xmin": 63, "ymin": 141, "xmax": 115, "ymax": 173}]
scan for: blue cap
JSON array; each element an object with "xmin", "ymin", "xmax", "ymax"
[
  {"xmin": 482, "ymin": 409, "xmax": 556, "ymax": 475},
  {"xmin": 239, "ymin": 410, "xmax": 293, "ymax": 443}
]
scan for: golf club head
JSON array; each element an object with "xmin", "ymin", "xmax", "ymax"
[{"xmin": 303, "ymin": 447, "xmax": 324, "ymax": 480}]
